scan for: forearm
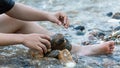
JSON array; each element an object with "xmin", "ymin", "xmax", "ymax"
[
  {"xmin": 0, "ymin": 33, "xmax": 24, "ymax": 46},
  {"xmin": 6, "ymin": 3, "xmax": 50, "ymax": 21}
]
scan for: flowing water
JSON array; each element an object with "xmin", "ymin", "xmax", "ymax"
[{"xmin": 1, "ymin": 0, "xmax": 120, "ymax": 68}]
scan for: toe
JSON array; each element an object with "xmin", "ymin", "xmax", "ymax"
[
  {"xmin": 111, "ymin": 46, "xmax": 114, "ymax": 49},
  {"xmin": 108, "ymin": 41, "xmax": 115, "ymax": 49},
  {"xmin": 109, "ymin": 41, "xmax": 115, "ymax": 46},
  {"xmin": 108, "ymin": 48, "xmax": 114, "ymax": 54},
  {"xmin": 109, "ymin": 50, "xmax": 113, "ymax": 53},
  {"xmin": 107, "ymin": 49, "xmax": 113, "ymax": 54}
]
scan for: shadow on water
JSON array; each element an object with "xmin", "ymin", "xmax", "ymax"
[{"xmin": 0, "ymin": 0, "xmax": 120, "ymax": 68}]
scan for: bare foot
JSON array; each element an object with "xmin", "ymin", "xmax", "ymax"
[{"xmin": 71, "ymin": 41, "xmax": 115, "ymax": 56}]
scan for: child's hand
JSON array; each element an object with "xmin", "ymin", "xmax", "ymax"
[
  {"xmin": 48, "ymin": 12, "xmax": 69, "ymax": 28},
  {"xmin": 22, "ymin": 34, "xmax": 51, "ymax": 54}
]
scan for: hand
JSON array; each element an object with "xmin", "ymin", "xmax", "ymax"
[
  {"xmin": 22, "ymin": 34, "xmax": 51, "ymax": 55},
  {"xmin": 48, "ymin": 12, "xmax": 69, "ymax": 28}
]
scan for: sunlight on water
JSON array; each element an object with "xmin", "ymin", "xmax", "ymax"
[{"xmin": 0, "ymin": 0, "xmax": 120, "ymax": 68}]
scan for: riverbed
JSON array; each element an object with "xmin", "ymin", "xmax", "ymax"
[{"xmin": 0, "ymin": 0, "xmax": 120, "ymax": 68}]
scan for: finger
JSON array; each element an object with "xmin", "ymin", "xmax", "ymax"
[
  {"xmin": 35, "ymin": 45, "xmax": 43, "ymax": 54},
  {"xmin": 67, "ymin": 18, "xmax": 70, "ymax": 27},
  {"xmin": 58, "ymin": 21, "xmax": 62, "ymax": 25},
  {"xmin": 56, "ymin": 19, "xmax": 62, "ymax": 25},
  {"xmin": 59, "ymin": 16, "xmax": 64, "ymax": 24},
  {"xmin": 65, "ymin": 17, "xmax": 70, "ymax": 28},
  {"xmin": 38, "ymin": 43, "xmax": 47, "ymax": 54},
  {"xmin": 51, "ymin": 18, "xmax": 62, "ymax": 25},
  {"xmin": 63, "ymin": 16, "xmax": 67, "ymax": 25},
  {"xmin": 51, "ymin": 16, "xmax": 62, "ymax": 25},
  {"xmin": 40, "ymin": 39, "xmax": 51, "ymax": 49},
  {"xmin": 58, "ymin": 12, "xmax": 65, "ymax": 23},
  {"xmin": 110, "ymin": 49, "xmax": 114, "ymax": 51},
  {"xmin": 59, "ymin": 13, "xmax": 68, "ymax": 28},
  {"xmin": 40, "ymin": 34, "xmax": 51, "ymax": 41}
]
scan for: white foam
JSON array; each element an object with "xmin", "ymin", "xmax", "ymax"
[{"xmin": 64, "ymin": 62, "xmax": 76, "ymax": 68}]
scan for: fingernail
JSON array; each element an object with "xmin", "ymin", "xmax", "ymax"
[
  {"xmin": 59, "ymin": 22, "xmax": 61, "ymax": 25},
  {"xmin": 65, "ymin": 25, "xmax": 68, "ymax": 28}
]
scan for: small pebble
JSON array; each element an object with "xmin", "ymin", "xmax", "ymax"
[
  {"xmin": 97, "ymin": 32, "xmax": 105, "ymax": 40},
  {"xmin": 112, "ymin": 12, "xmax": 120, "ymax": 19},
  {"xmin": 98, "ymin": 32, "xmax": 105, "ymax": 37},
  {"xmin": 114, "ymin": 26, "xmax": 120, "ymax": 31},
  {"xmin": 74, "ymin": 26, "xmax": 85, "ymax": 31},
  {"xmin": 82, "ymin": 41, "xmax": 91, "ymax": 45},
  {"xmin": 106, "ymin": 12, "xmax": 113, "ymax": 17}
]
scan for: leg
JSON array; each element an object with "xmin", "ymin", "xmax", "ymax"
[
  {"xmin": 71, "ymin": 41, "xmax": 115, "ymax": 56},
  {"xmin": 0, "ymin": 14, "xmax": 115, "ymax": 56},
  {"xmin": 16, "ymin": 21, "xmax": 53, "ymax": 36},
  {"xmin": 0, "ymin": 14, "xmax": 53, "ymax": 36},
  {"xmin": 17, "ymin": 22, "xmax": 115, "ymax": 56},
  {"xmin": 0, "ymin": 14, "xmax": 24, "ymax": 33}
]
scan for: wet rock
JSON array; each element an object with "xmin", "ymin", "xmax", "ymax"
[
  {"xmin": 28, "ymin": 33, "xmax": 72, "ymax": 60},
  {"xmin": 111, "ymin": 30, "xmax": 120, "ymax": 37},
  {"xmin": 88, "ymin": 30, "xmax": 106, "ymax": 40},
  {"xmin": 112, "ymin": 12, "xmax": 120, "ymax": 19},
  {"xmin": 104, "ymin": 37, "xmax": 110, "ymax": 41},
  {"xmin": 58, "ymin": 49, "xmax": 76, "ymax": 65},
  {"xmin": 106, "ymin": 12, "xmax": 113, "ymax": 17},
  {"xmin": 97, "ymin": 32, "xmax": 105, "ymax": 40},
  {"xmin": 89, "ymin": 31, "xmax": 98, "ymax": 37},
  {"xmin": 114, "ymin": 26, "xmax": 120, "ymax": 31},
  {"xmin": 51, "ymin": 34, "xmax": 72, "ymax": 51},
  {"xmin": 21, "ymin": 60, "xmax": 31, "ymax": 67},
  {"xmin": 28, "ymin": 49, "xmax": 44, "ymax": 59},
  {"xmin": 74, "ymin": 26, "xmax": 85, "ymax": 31},
  {"xmin": 104, "ymin": 34, "xmax": 118, "ymax": 41},
  {"xmin": 82, "ymin": 41, "xmax": 91, "ymax": 45},
  {"xmin": 45, "ymin": 50, "xmax": 60, "ymax": 58},
  {"xmin": 88, "ymin": 34, "xmax": 96, "ymax": 40},
  {"xmin": 37, "ymin": 57, "xmax": 61, "ymax": 67},
  {"xmin": 98, "ymin": 32, "xmax": 105, "ymax": 37}
]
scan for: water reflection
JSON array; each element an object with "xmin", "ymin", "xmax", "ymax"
[{"xmin": 1, "ymin": 0, "xmax": 120, "ymax": 67}]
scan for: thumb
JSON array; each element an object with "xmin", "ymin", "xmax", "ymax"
[
  {"xmin": 51, "ymin": 18, "xmax": 62, "ymax": 25},
  {"xmin": 56, "ymin": 20, "xmax": 62, "ymax": 25}
]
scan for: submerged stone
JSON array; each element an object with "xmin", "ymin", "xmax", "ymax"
[
  {"xmin": 97, "ymin": 32, "xmax": 105, "ymax": 40},
  {"xmin": 114, "ymin": 26, "xmax": 120, "ymax": 31},
  {"xmin": 74, "ymin": 26, "xmax": 85, "ymax": 31},
  {"xmin": 112, "ymin": 12, "xmax": 120, "ymax": 19},
  {"xmin": 106, "ymin": 12, "xmax": 113, "ymax": 17},
  {"xmin": 112, "ymin": 30, "xmax": 120, "ymax": 37},
  {"xmin": 82, "ymin": 41, "xmax": 91, "ymax": 45},
  {"xmin": 98, "ymin": 32, "xmax": 105, "ymax": 37}
]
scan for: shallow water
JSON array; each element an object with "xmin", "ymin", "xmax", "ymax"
[{"xmin": 1, "ymin": 0, "xmax": 120, "ymax": 68}]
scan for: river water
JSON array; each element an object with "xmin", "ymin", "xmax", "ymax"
[{"xmin": 0, "ymin": 0, "xmax": 120, "ymax": 68}]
